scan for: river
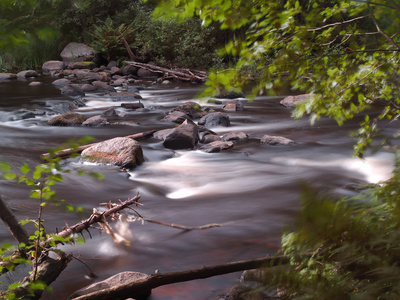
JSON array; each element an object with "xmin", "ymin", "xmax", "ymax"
[{"xmin": 0, "ymin": 77, "xmax": 395, "ymax": 299}]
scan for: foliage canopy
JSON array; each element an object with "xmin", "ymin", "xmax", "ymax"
[{"xmin": 153, "ymin": 0, "xmax": 400, "ymax": 156}]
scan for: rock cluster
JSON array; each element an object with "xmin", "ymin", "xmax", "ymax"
[{"xmin": 1, "ymin": 41, "xmax": 300, "ymax": 170}]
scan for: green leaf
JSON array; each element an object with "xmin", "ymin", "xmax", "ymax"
[
  {"xmin": 4, "ymin": 173, "xmax": 17, "ymax": 180},
  {"xmin": 0, "ymin": 161, "xmax": 11, "ymax": 172},
  {"xmin": 20, "ymin": 163, "xmax": 30, "ymax": 175}
]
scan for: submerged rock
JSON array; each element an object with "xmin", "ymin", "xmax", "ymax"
[
  {"xmin": 81, "ymin": 137, "xmax": 144, "ymax": 169},
  {"xmin": 260, "ymin": 135, "xmax": 294, "ymax": 145},
  {"xmin": 199, "ymin": 141, "xmax": 234, "ymax": 153}
]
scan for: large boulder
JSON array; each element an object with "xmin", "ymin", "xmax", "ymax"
[
  {"xmin": 170, "ymin": 101, "xmax": 207, "ymax": 119},
  {"xmin": 42, "ymin": 61, "xmax": 64, "ymax": 75},
  {"xmin": 154, "ymin": 121, "xmax": 199, "ymax": 150},
  {"xmin": 67, "ymin": 271, "xmax": 150, "ymax": 300},
  {"xmin": 60, "ymin": 42, "xmax": 96, "ymax": 64},
  {"xmin": 198, "ymin": 112, "xmax": 230, "ymax": 127},
  {"xmin": 47, "ymin": 112, "xmax": 84, "ymax": 126},
  {"xmin": 81, "ymin": 137, "xmax": 144, "ymax": 169}
]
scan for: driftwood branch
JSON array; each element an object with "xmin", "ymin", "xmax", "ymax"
[
  {"xmin": 70, "ymin": 255, "xmax": 290, "ymax": 300},
  {"xmin": 126, "ymin": 61, "xmax": 207, "ymax": 82},
  {"xmin": 51, "ymin": 194, "xmax": 141, "ymax": 241},
  {"xmin": 40, "ymin": 130, "xmax": 156, "ymax": 160}
]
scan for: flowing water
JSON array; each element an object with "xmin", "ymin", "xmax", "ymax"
[{"xmin": 0, "ymin": 77, "xmax": 396, "ymax": 299}]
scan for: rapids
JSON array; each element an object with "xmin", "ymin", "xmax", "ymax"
[{"xmin": 0, "ymin": 77, "xmax": 395, "ymax": 299}]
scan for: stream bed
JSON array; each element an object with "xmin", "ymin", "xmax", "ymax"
[{"xmin": 0, "ymin": 77, "xmax": 396, "ymax": 299}]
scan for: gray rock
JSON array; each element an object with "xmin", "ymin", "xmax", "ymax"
[
  {"xmin": 199, "ymin": 141, "xmax": 234, "ymax": 153},
  {"xmin": 102, "ymin": 108, "xmax": 118, "ymax": 117},
  {"xmin": 198, "ymin": 112, "xmax": 230, "ymax": 127},
  {"xmin": 107, "ymin": 61, "xmax": 117, "ymax": 69},
  {"xmin": 171, "ymin": 101, "xmax": 207, "ymax": 119},
  {"xmin": 122, "ymin": 64, "xmax": 138, "ymax": 75},
  {"xmin": 200, "ymin": 134, "xmax": 221, "ymax": 144},
  {"xmin": 222, "ymin": 131, "xmax": 248, "ymax": 142},
  {"xmin": 67, "ymin": 271, "xmax": 150, "ymax": 300},
  {"xmin": 76, "ymin": 70, "xmax": 105, "ymax": 82},
  {"xmin": 0, "ymin": 73, "xmax": 17, "ymax": 80},
  {"xmin": 42, "ymin": 61, "xmax": 64, "ymax": 75},
  {"xmin": 137, "ymin": 67, "xmax": 159, "ymax": 78},
  {"xmin": 260, "ymin": 135, "xmax": 294, "ymax": 145},
  {"xmin": 162, "ymin": 111, "xmax": 190, "ymax": 124},
  {"xmin": 110, "ymin": 66, "xmax": 121, "ymax": 76},
  {"xmin": 60, "ymin": 42, "xmax": 96, "ymax": 64},
  {"xmin": 81, "ymin": 137, "xmax": 144, "ymax": 169},
  {"xmin": 280, "ymin": 93, "xmax": 311, "ymax": 108},
  {"xmin": 82, "ymin": 115, "xmax": 109, "ymax": 127},
  {"xmin": 81, "ymin": 84, "xmax": 97, "ymax": 92},
  {"xmin": 121, "ymin": 103, "xmax": 144, "ymax": 110},
  {"xmin": 223, "ymin": 100, "xmax": 244, "ymax": 111},
  {"xmin": 92, "ymin": 81, "xmax": 116, "ymax": 92},
  {"xmin": 52, "ymin": 78, "xmax": 71, "ymax": 87},
  {"xmin": 122, "ymin": 64, "xmax": 138, "ymax": 76},
  {"xmin": 17, "ymin": 70, "xmax": 38, "ymax": 78},
  {"xmin": 61, "ymin": 84, "xmax": 85, "ymax": 96},
  {"xmin": 47, "ymin": 112, "xmax": 84, "ymax": 126},
  {"xmin": 155, "ymin": 121, "xmax": 199, "ymax": 150},
  {"xmin": 110, "ymin": 78, "xmax": 127, "ymax": 86}
]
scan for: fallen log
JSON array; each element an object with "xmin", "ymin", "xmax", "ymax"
[
  {"xmin": 126, "ymin": 61, "xmax": 207, "ymax": 82},
  {"xmin": 40, "ymin": 130, "xmax": 156, "ymax": 160},
  {"xmin": 69, "ymin": 254, "xmax": 290, "ymax": 300}
]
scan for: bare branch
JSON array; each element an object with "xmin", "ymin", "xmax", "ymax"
[
  {"xmin": 307, "ymin": 15, "xmax": 369, "ymax": 32},
  {"xmin": 368, "ymin": 3, "xmax": 400, "ymax": 50}
]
